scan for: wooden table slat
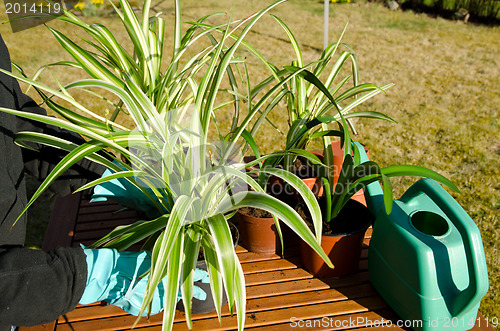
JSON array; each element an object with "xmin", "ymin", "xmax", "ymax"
[
  {"xmin": 246, "ymin": 309, "xmax": 403, "ymax": 331},
  {"xmin": 244, "ymin": 268, "xmax": 313, "ymax": 286},
  {"xmin": 59, "ymin": 281, "xmax": 377, "ymax": 327},
  {"xmin": 55, "ymin": 297, "xmax": 388, "ymax": 331},
  {"xmin": 58, "ymin": 304, "xmax": 129, "ymax": 324},
  {"xmin": 244, "ymin": 283, "xmax": 378, "ymax": 313},
  {"xmin": 76, "ymin": 203, "xmax": 137, "ymax": 216},
  {"xmin": 240, "ymin": 258, "xmax": 300, "ymax": 274},
  {"xmin": 41, "ymin": 192, "xmax": 81, "ymax": 252},
  {"xmin": 170, "ymin": 297, "xmax": 389, "ymax": 331},
  {"xmin": 237, "ymin": 250, "xmax": 294, "ymax": 264},
  {"xmin": 75, "ymin": 217, "xmax": 145, "ymax": 232}
]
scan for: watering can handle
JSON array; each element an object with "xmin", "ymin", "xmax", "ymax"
[
  {"xmin": 402, "ymin": 178, "xmax": 489, "ymax": 317},
  {"xmin": 352, "ymin": 142, "xmax": 386, "ymax": 216}
]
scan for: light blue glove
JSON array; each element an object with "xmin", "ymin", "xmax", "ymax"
[
  {"xmin": 91, "ymin": 164, "xmax": 165, "ymax": 218},
  {"xmin": 79, "ymin": 246, "xmax": 209, "ymax": 316}
]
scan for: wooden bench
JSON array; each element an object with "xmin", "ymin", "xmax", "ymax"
[{"xmin": 19, "ymin": 192, "xmax": 494, "ymax": 331}]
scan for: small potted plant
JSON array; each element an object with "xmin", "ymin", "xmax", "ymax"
[
  {"xmin": 236, "ymin": 150, "xmax": 322, "ymax": 254},
  {"xmin": 235, "ymin": 23, "xmax": 395, "ymax": 255},
  {"xmin": 243, "ymin": 21, "xmax": 395, "ymax": 194},
  {"xmin": 299, "ymin": 141, "xmax": 460, "ymax": 278}
]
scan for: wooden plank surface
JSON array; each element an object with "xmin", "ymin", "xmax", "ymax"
[
  {"xmin": 19, "ymin": 194, "xmax": 495, "ymax": 331},
  {"xmin": 41, "ymin": 192, "xmax": 82, "ymax": 251}
]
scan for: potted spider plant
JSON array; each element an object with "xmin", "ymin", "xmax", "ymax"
[
  {"xmin": 236, "ymin": 150, "xmax": 321, "ymax": 254},
  {"xmin": 234, "ymin": 23, "xmax": 396, "ymax": 255},
  {"xmin": 0, "ymin": 0, "xmax": 334, "ymax": 330},
  {"xmin": 264, "ymin": 63, "xmax": 460, "ymax": 279},
  {"xmin": 243, "ymin": 22, "xmax": 396, "ymax": 197},
  {"xmin": 299, "ymin": 141, "xmax": 460, "ymax": 278}
]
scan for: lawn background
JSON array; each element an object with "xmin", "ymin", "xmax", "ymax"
[{"xmin": 1, "ymin": 0, "xmax": 498, "ymax": 326}]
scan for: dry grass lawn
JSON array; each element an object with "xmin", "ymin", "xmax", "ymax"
[{"xmin": 1, "ymin": 0, "xmax": 498, "ymax": 324}]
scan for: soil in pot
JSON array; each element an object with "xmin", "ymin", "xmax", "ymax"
[
  {"xmin": 291, "ymin": 156, "xmax": 324, "ymax": 198},
  {"xmin": 298, "ymin": 199, "xmax": 374, "ymax": 278},
  {"xmin": 292, "ymin": 156, "xmax": 321, "ymax": 180}
]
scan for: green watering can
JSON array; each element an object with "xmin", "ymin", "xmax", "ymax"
[{"xmin": 354, "ymin": 142, "xmax": 489, "ymax": 331}]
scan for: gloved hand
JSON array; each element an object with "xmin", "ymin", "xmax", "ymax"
[
  {"xmin": 91, "ymin": 164, "xmax": 165, "ymax": 218},
  {"xmin": 79, "ymin": 246, "xmax": 209, "ymax": 316}
]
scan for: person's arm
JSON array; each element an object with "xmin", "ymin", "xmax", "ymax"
[
  {"xmin": 14, "ymin": 83, "xmax": 106, "ymax": 196},
  {"xmin": 0, "ymin": 35, "xmax": 91, "ymax": 327},
  {"xmin": 0, "ymin": 34, "xmax": 105, "ymax": 196},
  {"xmin": 0, "ymin": 246, "xmax": 87, "ymax": 327}
]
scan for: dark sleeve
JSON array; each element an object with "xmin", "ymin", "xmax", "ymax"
[
  {"xmin": 0, "ymin": 246, "xmax": 87, "ymax": 327},
  {"xmin": 14, "ymin": 84, "xmax": 106, "ymax": 196},
  {"xmin": 0, "ymin": 34, "xmax": 105, "ymax": 196}
]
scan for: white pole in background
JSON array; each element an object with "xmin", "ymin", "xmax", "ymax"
[{"xmin": 323, "ymin": 0, "xmax": 329, "ymax": 50}]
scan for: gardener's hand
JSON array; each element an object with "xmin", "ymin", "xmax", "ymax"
[
  {"xmin": 91, "ymin": 163, "xmax": 165, "ymax": 218},
  {"xmin": 78, "ymin": 246, "xmax": 166, "ymax": 316},
  {"xmin": 79, "ymin": 246, "xmax": 211, "ymax": 316}
]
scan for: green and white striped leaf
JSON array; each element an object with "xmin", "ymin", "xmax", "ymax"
[
  {"xmin": 217, "ymin": 192, "xmax": 333, "ymax": 267},
  {"xmin": 48, "ymin": 27, "xmax": 124, "ymax": 88},
  {"xmin": 201, "ymin": 235, "xmax": 224, "ymax": 320},
  {"xmin": 90, "ymin": 217, "xmax": 169, "ymax": 251},
  {"xmin": 207, "ymin": 214, "xmax": 246, "ymax": 330},
  {"xmin": 180, "ymin": 228, "xmax": 201, "ymax": 328},
  {"xmin": 0, "ymin": 69, "xmax": 125, "ymax": 129},
  {"xmin": 257, "ymin": 167, "xmax": 323, "ymax": 239}
]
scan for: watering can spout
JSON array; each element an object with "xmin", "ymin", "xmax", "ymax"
[
  {"xmin": 352, "ymin": 142, "xmax": 387, "ymax": 217},
  {"xmin": 364, "ymin": 180, "xmax": 386, "ymax": 217}
]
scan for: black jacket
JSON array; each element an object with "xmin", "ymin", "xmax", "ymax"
[{"xmin": 0, "ymin": 34, "xmax": 104, "ymax": 328}]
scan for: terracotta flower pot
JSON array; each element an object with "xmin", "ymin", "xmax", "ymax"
[
  {"xmin": 300, "ymin": 176, "xmax": 323, "ymax": 197},
  {"xmin": 290, "ymin": 142, "xmax": 370, "ymax": 202},
  {"xmin": 308, "ymin": 141, "xmax": 370, "ymax": 199},
  {"xmin": 300, "ymin": 199, "xmax": 373, "ymax": 278},
  {"xmin": 237, "ymin": 208, "xmax": 279, "ymax": 254},
  {"xmin": 237, "ymin": 208, "xmax": 299, "ymax": 254}
]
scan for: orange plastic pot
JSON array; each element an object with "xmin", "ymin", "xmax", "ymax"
[
  {"xmin": 300, "ymin": 142, "xmax": 370, "ymax": 199},
  {"xmin": 300, "ymin": 229, "xmax": 367, "ymax": 278},
  {"xmin": 300, "ymin": 177, "xmax": 323, "ymax": 197},
  {"xmin": 237, "ymin": 210, "xmax": 279, "ymax": 254}
]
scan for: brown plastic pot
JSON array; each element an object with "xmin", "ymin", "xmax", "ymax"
[
  {"xmin": 300, "ymin": 199, "xmax": 373, "ymax": 278},
  {"xmin": 176, "ymin": 260, "xmax": 228, "ymax": 314},
  {"xmin": 237, "ymin": 210, "xmax": 279, "ymax": 254},
  {"xmin": 296, "ymin": 150, "xmax": 324, "ymax": 198},
  {"xmin": 237, "ymin": 209, "xmax": 299, "ymax": 254}
]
